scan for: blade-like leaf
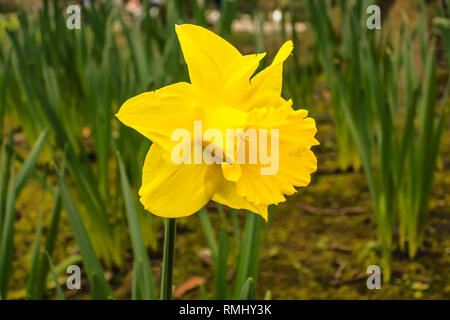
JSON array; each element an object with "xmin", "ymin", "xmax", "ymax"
[
  {"xmin": 58, "ymin": 171, "xmax": 113, "ymax": 300},
  {"xmin": 117, "ymin": 152, "xmax": 156, "ymax": 300}
]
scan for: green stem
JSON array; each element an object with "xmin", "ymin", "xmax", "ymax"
[{"xmin": 160, "ymin": 218, "xmax": 177, "ymax": 300}]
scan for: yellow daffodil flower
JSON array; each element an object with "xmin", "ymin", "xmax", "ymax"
[{"xmin": 116, "ymin": 24, "xmax": 318, "ymax": 220}]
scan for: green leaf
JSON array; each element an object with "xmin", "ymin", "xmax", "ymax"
[
  {"xmin": 198, "ymin": 208, "xmax": 218, "ymax": 261},
  {"xmin": 233, "ymin": 212, "xmax": 262, "ymax": 298},
  {"xmin": 214, "ymin": 229, "xmax": 229, "ymax": 300},
  {"xmin": 117, "ymin": 152, "xmax": 156, "ymax": 300},
  {"xmin": 25, "ymin": 190, "xmax": 46, "ymax": 299},
  {"xmin": 34, "ymin": 189, "xmax": 62, "ymax": 299},
  {"xmin": 44, "ymin": 252, "xmax": 65, "ymax": 300},
  {"xmin": 13, "ymin": 130, "xmax": 47, "ymax": 197},
  {"xmin": 58, "ymin": 171, "xmax": 113, "ymax": 300},
  {"xmin": 238, "ymin": 277, "xmax": 255, "ymax": 300},
  {"xmin": 0, "ymin": 157, "xmax": 16, "ymax": 299}
]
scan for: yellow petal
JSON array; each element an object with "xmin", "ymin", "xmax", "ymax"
[
  {"xmin": 221, "ymin": 162, "xmax": 242, "ymax": 182},
  {"xmin": 175, "ymin": 24, "xmax": 265, "ymax": 106},
  {"xmin": 139, "ymin": 144, "xmax": 220, "ymax": 218},
  {"xmin": 271, "ymin": 40, "xmax": 294, "ymax": 65},
  {"xmin": 212, "ymin": 176, "xmax": 268, "ymax": 221},
  {"xmin": 223, "ymin": 53, "xmax": 266, "ymax": 107},
  {"xmin": 230, "ymin": 41, "xmax": 293, "ymax": 111},
  {"xmin": 116, "ymin": 82, "xmax": 203, "ymax": 153}
]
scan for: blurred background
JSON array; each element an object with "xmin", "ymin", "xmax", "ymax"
[{"xmin": 0, "ymin": 0, "xmax": 449, "ymax": 299}]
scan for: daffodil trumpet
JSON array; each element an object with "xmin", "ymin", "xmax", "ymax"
[{"xmin": 171, "ymin": 120, "xmax": 280, "ymax": 175}]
